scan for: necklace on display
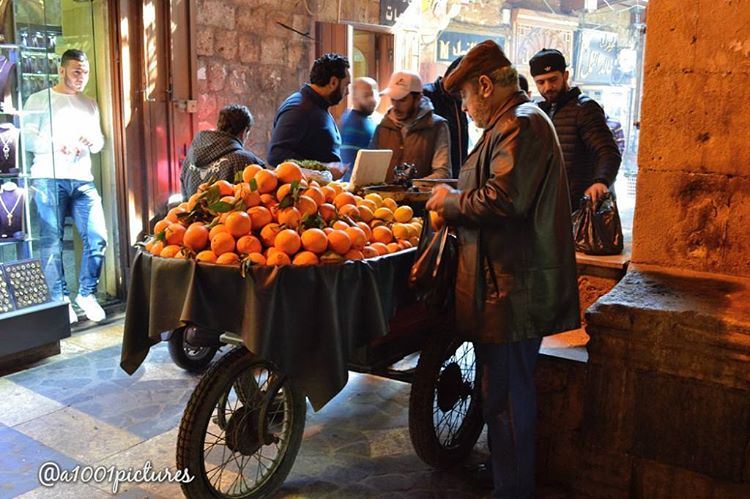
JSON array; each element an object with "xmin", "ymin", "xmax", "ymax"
[
  {"xmin": 0, "ymin": 188, "xmax": 21, "ymax": 226},
  {"xmin": 0, "ymin": 126, "xmax": 15, "ymax": 160}
]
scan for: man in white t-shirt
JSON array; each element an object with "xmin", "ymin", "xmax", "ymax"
[{"xmin": 25, "ymin": 49, "xmax": 107, "ymax": 323}]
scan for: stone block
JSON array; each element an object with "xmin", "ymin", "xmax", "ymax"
[
  {"xmin": 207, "ymin": 61, "xmax": 227, "ymax": 92},
  {"xmin": 236, "ymin": 7, "xmax": 264, "ymax": 32},
  {"xmin": 642, "ymin": 1, "xmax": 698, "ymax": 74},
  {"xmin": 238, "ymin": 36, "xmax": 259, "ymax": 64},
  {"xmin": 631, "ymin": 458, "xmax": 714, "ymax": 499},
  {"xmin": 692, "ymin": 0, "xmax": 750, "ymax": 75},
  {"xmin": 195, "ymin": 28, "xmax": 214, "ymax": 56},
  {"xmin": 260, "ymin": 38, "xmax": 286, "ymax": 65},
  {"xmin": 198, "ymin": 0, "xmax": 236, "ymax": 30},
  {"xmin": 632, "ymin": 170, "xmax": 750, "ymax": 276},
  {"xmin": 214, "ymin": 30, "xmax": 238, "ymax": 60},
  {"xmin": 228, "ymin": 65, "xmax": 248, "ymax": 95},
  {"xmin": 197, "ymin": 93, "xmax": 217, "ymax": 122}
]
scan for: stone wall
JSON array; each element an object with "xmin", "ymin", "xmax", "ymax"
[
  {"xmin": 632, "ymin": 0, "xmax": 750, "ymax": 277},
  {"xmin": 194, "ymin": 0, "xmax": 380, "ymax": 159}
]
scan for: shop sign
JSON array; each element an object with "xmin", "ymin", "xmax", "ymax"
[
  {"xmin": 436, "ymin": 31, "xmax": 506, "ymax": 63},
  {"xmin": 575, "ymin": 29, "xmax": 618, "ymax": 84},
  {"xmin": 380, "ymin": 0, "xmax": 410, "ymax": 26}
]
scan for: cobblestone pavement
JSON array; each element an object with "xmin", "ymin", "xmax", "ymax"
[{"xmin": 0, "ymin": 318, "xmax": 505, "ymax": 498}]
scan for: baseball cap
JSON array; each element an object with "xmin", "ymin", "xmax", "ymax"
[
  {"xmin": 380, "ymin": 71, "xmax": 423, "ymax": 100},
  {"xmin": 529, "ymin": 48, "xmax": 567, "ymax": 77},
  {"xmin": 443, "ymin": 40, "xmax": 512, "ymax": 93}
]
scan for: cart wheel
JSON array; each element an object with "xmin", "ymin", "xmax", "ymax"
[
  {"xmin": 409, "ymin": 334, "xmax": 483, "ymax": 469},
  {"xmin": 177, "ymin": 347, "xmax": 306, "ymax": 498},
  {"xmin": 168, "ymin": 327, "xmax": 218, "ymax": 373}
]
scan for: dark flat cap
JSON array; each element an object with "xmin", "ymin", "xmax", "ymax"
[
  {"xmin": 443, "ymin": 40, "xmax": 512, "ymax": 93},
  {"xmin": 529, "ymin": 48, "xmax": 567, "ymax": 76}
]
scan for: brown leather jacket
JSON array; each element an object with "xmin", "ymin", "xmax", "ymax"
[{"xmin": 443, "ymin": 91, "xmax": 580, "ymax": 343}]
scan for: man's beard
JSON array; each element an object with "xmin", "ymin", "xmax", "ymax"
[
  {"xmin": 329, "ymin": 85, "xmax": 344, "ymax": 106},
  {"xmin": 471, "ymin": 96, "xmax": 494, "ymax": 129},
  {"xmin": 542, "ymin": 89, "xmax": 563, "ymax": 103}
]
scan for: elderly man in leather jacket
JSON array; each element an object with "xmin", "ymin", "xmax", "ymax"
[
  {"xmin": 427, "ymin": 41, "xmax": 580, "ymax": 498},
  {"xmin": 530, "ymin": 48, "xmax": 621, "ymax": 210}
]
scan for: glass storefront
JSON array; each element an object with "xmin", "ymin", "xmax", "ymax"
[{"xmin": 0, "ymin": 0, "xmax": 118, "ymax": 324}]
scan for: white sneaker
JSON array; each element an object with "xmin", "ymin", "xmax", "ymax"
[
  {"xmin": 64, "ymin": 297, "xmax": 78, "ymax": 324},
  {"xmin": 75, "ymin": 294, "xmax": 106, "ymax": 323}
]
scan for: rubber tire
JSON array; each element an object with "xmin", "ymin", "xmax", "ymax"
[
  {"xmin": 176, "ymin": 347, "xmax": 307, "ymax": 498},
  {"xmin": 167, "ymin": 327, "xmax": 218, "ymax": 373},
  {"xmin": 409, "ymin": 333, "xmax": 484, "ymax": 469}
]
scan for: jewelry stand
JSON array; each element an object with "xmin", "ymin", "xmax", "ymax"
[{"xmin": 0, "ymin": 123, "xmax": 18, "ymax": 174}]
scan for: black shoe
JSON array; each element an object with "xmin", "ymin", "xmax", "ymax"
[{"xmin": 463, "ymin": 462, "xmax": 493, "ymax": 490}]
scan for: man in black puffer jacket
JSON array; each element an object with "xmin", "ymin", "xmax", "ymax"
[
  {"xmin": 180, "ymin": 105, "xmax": 265, "ymax": 198},
  {"xmin": 530, "ymin": 49, "xmax": 621, "ymax": 210}
]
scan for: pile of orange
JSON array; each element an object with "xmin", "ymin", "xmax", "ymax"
[{"xmin": 143, "ymin": 161, "xmax": 423, "ymax": 267}]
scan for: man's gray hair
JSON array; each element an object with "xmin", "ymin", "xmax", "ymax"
[{"xmin": 485, "ymin": 65, "xmax": 519, "ymax": 88}]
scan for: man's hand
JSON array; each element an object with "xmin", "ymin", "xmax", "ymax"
[
  {"xmin": 584, "ymin": 182, "xmax": 609, "ymax": 204},
  {"xmin": 325, "ymin": 162, "xmax": 348, "ymax": 180},
  {"xmin": 426, "ymin": 184, "xmax": 456, "ymax": 216}
]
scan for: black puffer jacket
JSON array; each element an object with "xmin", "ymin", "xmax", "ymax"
[
  {"xmin": 180, "ymin": 131, "xmax": 264, "ymax": 198},
  {"xmin": 539, "ymin": 87, "xmax": 621, "ymax": 210}
]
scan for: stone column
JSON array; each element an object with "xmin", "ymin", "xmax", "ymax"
[{"xmin": 581, "ymin": 1, "xmax": 750, "ymax": 497}]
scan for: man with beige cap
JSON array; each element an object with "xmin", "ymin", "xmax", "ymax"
[
  {"xmin": 426, "ymin": 40, "xmax": 579, "ymax": 497},
  {"xmin": 371, "ymin": 70, "xmax": 451, "ymax": 182}
]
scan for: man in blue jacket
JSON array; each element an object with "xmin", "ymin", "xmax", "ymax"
[{"xmin": 267, "ymin": 53, "xmax": 350, "ymax": 178}]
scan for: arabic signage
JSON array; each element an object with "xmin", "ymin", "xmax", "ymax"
[
  {"xmin": 380, "ymin": 0, "xmax": 410, "ymax": 26},
  {"xmin": 575, "ymin": 29, "xmax": 619, "ymax": 84},
  {"xmin": 436, "ymin": 31, "xmax": 506, "ymax": 63}
]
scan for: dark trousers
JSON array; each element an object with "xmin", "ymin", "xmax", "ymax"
[{"xmin": 474, "ymin": 338, "xmax": 542, "ymax": 499}]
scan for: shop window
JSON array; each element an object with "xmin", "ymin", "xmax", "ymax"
[{"xmin": 0, "ymin": 0, "xmax": 119, "ymax": 328}]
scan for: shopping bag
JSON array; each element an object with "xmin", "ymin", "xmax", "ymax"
[
  {"xmin": 409, "ymin": 221, "xmax": 458, "ymax": 309},
  {"xmin": 572, "ymin": 193, "xmax": 623, "ymax": 255}
]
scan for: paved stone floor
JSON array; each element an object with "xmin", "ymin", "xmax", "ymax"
[{"xmin": 0, "ymin": 317, "xmax": 504, "ymax": 498}]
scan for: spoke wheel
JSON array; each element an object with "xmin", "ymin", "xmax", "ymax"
[
  {"xmin": 409, "ymin": 334, "xmax": 483, "ymax": 469},
  {"xmin": 177, "ymin": 347, "xmax": 306, "ymax": 498}
]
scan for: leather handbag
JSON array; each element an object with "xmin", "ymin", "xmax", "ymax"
[{"xmin": 409, "ymin": 223, "xmax": 458, "ymax": 309}]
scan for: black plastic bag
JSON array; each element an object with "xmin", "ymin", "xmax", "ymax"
[
  {"xmin": 572, "ymin": 193, "xmax": 623, "ymax": 255},
  {"xmin": 409, "ymin": 219, "xmax": 458, "ymax": 309}
]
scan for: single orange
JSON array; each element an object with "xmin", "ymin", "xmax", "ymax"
[
  {"xmin": 332, "ymin": 220, "xmax": 350, "ymax": 232},
  {"xmin": 216, "ymin": 252, "xmax": 240, "ymax": 265},
  {"xmin": 260, "ymin": 223, "xmax": 282, "ymax": 247},
  {"xmin": 214, "ymin": 180, "xmax": 235, "ymax": 197},
  {"xmin": 149, "ymin": 240, "xmax": 165, "ymax": 256},
  {"xmin": 321, "ymin": 185, "xmax": 337, "ymax": 203},
  {"xmin": 292, "ymin": 251, "xmax": 319, "ymax": 266},
  {"xmin": 323, "ymin": 227, "xmax": 334, "ymax": 235},
  {"xmin": 303, "ymin": 187, "xmax": 325, "ymax": 206},
  {"xmin": 274, "ymin": 229, "xmax": 301, "ymax": 255},
  {"xmin": 373, "ymin": 207, "xmax": 394, "ymax": 222},
  {"xmin": 301, "ymin": 228, "xmax": 328, "ymax": 254},
  {"xmin": 296, "ymin": 195, "xmax": 318, "ymax": 217},
  {"xmin": 277, "ymin": 207, "xmax": 301, "ymax": 228},
  {"xmin": 246, "ymin": 252, "xmax": 266, "ymax": 265},
  {"xmin": 266, "ymin": 249, "xmax": 291, "ymax": 266},
  {"xmin": 196, "ymin": 250, "xmax": 218, "ymax": 263},
  {"xmin": 153, "ymin": 219, "xmax": 170, "ymax": 234},
  {"xmin": 372, "ymin": 225, "xmax": 393, "ymax": 244},
  {"xmin": 187, "ymin": 192, "xmax": 203, "ymax": 211},
  {"xmin": 209, "ymin": 224, "xmax": 229, "ymax": 240},
  {"xmin": 236, "ymin": 235, "xmax": 262, "ymax": 255},
  {"xmin": 345, "ymin": 226, "xmax": 367, "ymax": 250},
  {"xmin": 386, "ymin": 242, "xmax": 401, "ymax": 253},
  {"xmin": 178, "ymin": 202, "xmax": 189, "ymax": 211},
  {"xmin": 210, "ymin": 232, "xmax": 236, "ymax": 256},
  {"xmin": 183, "ymin": 223, "xmax": 210, "ymax": 251},
  {"xmin": 327, "ymin": 230, "xmax": 352, "ymax": 255},
  {"xmin": 391, "ymin": 223, "xmax": 410, "ymax": 241},
  {"xmin": 345, "ymin": 249, "xmax": 364, "ymax": 260},
  {"xmin": 165, "ymin": 223, "xmax": 186, "ymax": 245},
  {"xmin": 260, "ymin": 193, "xmax": 278, "ymax": 208},
  {"xmin": 275, "ymin": 162, "xmax": 304, "ymax": 184},
  {"xmin": 399, "ymin": 239, "xmax": 413, "ymax": 250},
  {"xmin": 357, "ymin": 205, "xmax": 374, "ymax": 222},
  {"xmin": 276, "ymin": 183, "xmax": 293, "ymax": 202},
  {"xmin": 320, "ymin": 250, "xmax": 344, "ymax": 264},
  {"xmin": 362, "ymin": 246, "xmax": 379, "ymax": 259},
  {"xmin": 166, "ymin": 207, "xmax": 186, "ymax": 223},
  {"xmin": 225, "ymin": 211, "xmax": 253, "ymax": 237},
  {"xmin": 242, "ymin": 164, "xmax": 263, "ymax": 183},
  {"xmin": 318, "ymin": 203, "xmax": 337, "ymax": 222},
  {"xmin": 356, "ymin": 222, "xmax": 372, "ymax": 242},
  {"xmin": 339, "ymin": 204, "xmax": 360, "ymax": 220},
  {"xmin": 248, "ymin": 206, "xmax": 273, "ymax": 229},
  {"xmin": 371, "ymin": 242, "xmax": 389, "ymax": 255},
  {"xmin": 160, "ymin": 244, "xmax": 182, "ymax": 258},
  {"xmin": 370, "ymin": 219, "xmax": 386, "ymax": 229},
  {"xmin": 254, "ymin": 169, "xmax": 279, "ymax": 194},
  {"xmin": 333, "ymin": 192, "xmax": 356, "ymax": 210},
  {"xmin": 220, "ymin": 195, "xmax": 237, "ymax": 206}
]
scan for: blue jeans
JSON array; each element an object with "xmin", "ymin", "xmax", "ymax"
[
  {"xmin": 474, "ymin": 338, "xmax": 543, "ymax": 499},
  {"xmin": 32, "ymin": 179, "xmax": 107, "ymax": 301}
]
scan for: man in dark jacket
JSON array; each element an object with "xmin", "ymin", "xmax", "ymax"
[
  {"xmin": 372, "ymin": 70, "xmax": 451, "ymax": 182},
  {"xmin": 423, "ymin": 56, "xmax": 468, "ymax": 178},
  {"xmin": 180, "ymin": 104, "xmax": 264, "ymax": 198},
  {"xmin": 530, "ymin": 48, "xmax": 621, "ymax": 210},
  {"xmin": 427, "ymin": 41, "xmax": 580, "ymax": 498},
  {"xmin": 267, "ymin": 53, "xmax": 350, "ymax": 178}
]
